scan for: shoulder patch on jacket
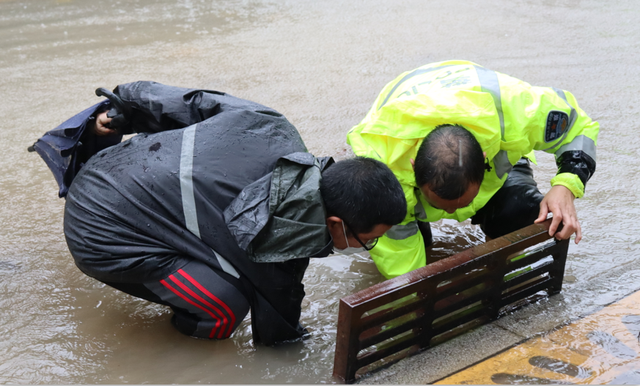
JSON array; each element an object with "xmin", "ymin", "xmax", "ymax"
[{"xmin": 545, "ymin": 110, "xmax": 569, "ymax": 142}]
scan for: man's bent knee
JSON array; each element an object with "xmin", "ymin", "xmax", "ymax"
[
  {"xmin": 472, "ymin": 159, "xmax": 544, "ymax": 239},
  {"xmin": 145, "ymin": 260, "xmax": 250, "ymax": 340}
]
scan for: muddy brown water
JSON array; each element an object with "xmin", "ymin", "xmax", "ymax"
[{"xmin": 0, "ymin": 0, "xmax": 639, "ymax": 383}]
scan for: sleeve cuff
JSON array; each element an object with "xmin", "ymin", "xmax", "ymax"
[{"xmin": 550, "ymin": 173, "xmax": 585, "ymax": 198}]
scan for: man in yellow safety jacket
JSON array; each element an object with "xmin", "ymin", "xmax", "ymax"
[{"xmin": 347, "ymin": 60, "xmax": 599, "ymax": 279}]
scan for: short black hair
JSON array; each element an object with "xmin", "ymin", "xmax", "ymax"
[
  {"xmin": 320, "ymin": 156, "xmax": 406, "ymax": 234},
  {"xmin": 414, "ymin": 124, "xmax": 485, "ymax": 200}
]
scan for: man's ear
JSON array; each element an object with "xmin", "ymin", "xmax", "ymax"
[
  {"xmin": 326, "ymin": 216, "xmax": 346, "ymax": 244},
  {"xmin": 410, "ymin": 158, "xmax": 415, "ymax": 170},
  {"xmin": 483, "ymin": 151, "xmax": 487, "ymax": 159},
  {"xmin": 326, "ymin": 216, "xmax": 343, "ymax": 231}
]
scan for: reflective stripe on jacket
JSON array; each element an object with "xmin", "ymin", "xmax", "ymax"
[{"xmin": 347, "ymin": 60, "xmax": 599, "ymax": 279}]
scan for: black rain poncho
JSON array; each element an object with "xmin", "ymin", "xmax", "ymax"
[{"xmin": 47, "ymin": 81, "xmax": 334, "ymax": 345}]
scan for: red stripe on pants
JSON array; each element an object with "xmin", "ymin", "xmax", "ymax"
[
  {"xmin": 177, "ymin": 268, "xmax": 237, "ymax": 337},
  {"xmin": 168, "ymin": 274, "xmax": 233, "ymax": 339},
  {"xmin": 160, "ymin": 278, "xmax": 223, "ymax": 339}
]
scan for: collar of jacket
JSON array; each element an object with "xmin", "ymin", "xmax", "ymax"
[{"xmin": 224, "ymin": 152, "xmax": 334, "ymax": 263}]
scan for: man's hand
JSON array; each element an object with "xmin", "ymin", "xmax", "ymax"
[
  {"xmin": 534, "ymin": 185, "xmax": 582, "ymax": 244},
  {"xmin": 94, "ymin": 111, "xmax": 116, "ymax": 136}
]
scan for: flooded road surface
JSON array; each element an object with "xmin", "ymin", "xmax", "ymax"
[{"xmin": 0, "ymin": 0, "xmax": 639, "ymax": 383}]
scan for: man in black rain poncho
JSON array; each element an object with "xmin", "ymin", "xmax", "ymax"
[{"xmin": 32, "ymin": 81, "xmax": 407, "ymax": 346}]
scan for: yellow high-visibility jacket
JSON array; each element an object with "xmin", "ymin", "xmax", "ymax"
[{"xmin": 347, "ymin": 60, "xmax": 599, "ymax": 279}]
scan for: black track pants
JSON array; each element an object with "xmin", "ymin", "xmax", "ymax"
[
  {"xmin": 471, "ymin": 158, "xmax": 545, "ymax": 239},
  {"xmin": 104, "ymin": 260, "xmax": 250, "ymax": 340}
]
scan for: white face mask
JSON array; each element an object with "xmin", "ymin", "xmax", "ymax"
[{"xmin": 334, "ymin": 221, "xmax": 367, "ymax": 254}]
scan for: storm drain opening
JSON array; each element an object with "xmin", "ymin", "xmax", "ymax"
[{"xmin": 333, "ymin": 219, "xmax": 569, "ymax": 383}]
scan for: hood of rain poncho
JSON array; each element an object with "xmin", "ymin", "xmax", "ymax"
[{"xmin": 225, "ymin": 152, "xmax": 334, "ymax": 263}]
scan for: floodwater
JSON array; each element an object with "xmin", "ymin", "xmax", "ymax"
[{"xmin": 0, "ymin": 0, "xmax": 638, "ymax": 383}]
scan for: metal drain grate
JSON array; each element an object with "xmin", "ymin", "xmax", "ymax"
[{"xmin": 333, "ymin": 219, "xmax": 570, "ymax": 383}]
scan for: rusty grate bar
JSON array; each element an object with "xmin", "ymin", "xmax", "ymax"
[{"xmin": 332, "ymin": 219, "xmax": 569, "ymax": 383}]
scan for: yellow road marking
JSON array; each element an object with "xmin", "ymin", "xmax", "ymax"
[{"xmin": 437, "ymin": 291, "xmax": 640, "ymax": 384}]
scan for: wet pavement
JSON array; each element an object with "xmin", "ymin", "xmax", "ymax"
[
  {"xmin": 1, "ymin": 0, "xmax": 639, "ymax": 383},
  {"xmin": 436, "ymin": 290, "xmax": 640, "ymax": 384}
]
